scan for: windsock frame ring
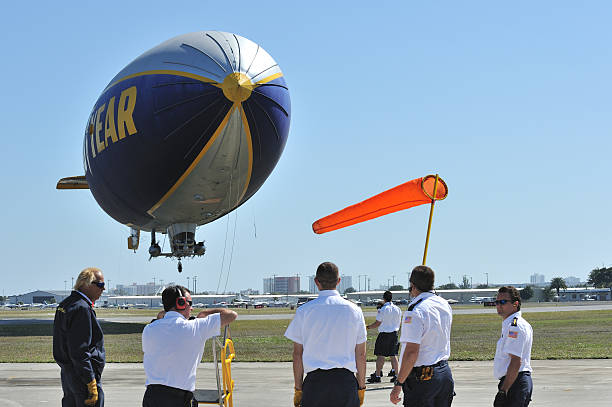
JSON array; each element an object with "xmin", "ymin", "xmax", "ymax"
[{"xmin": 421, "ymin": 175, "xmax": 448, "ymax": 201}]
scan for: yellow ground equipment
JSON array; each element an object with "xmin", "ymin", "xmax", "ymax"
[{"xmin": 192, "ymin": 326, "xmax": 235, "ymax": 406}]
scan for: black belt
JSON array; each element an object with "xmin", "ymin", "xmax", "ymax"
[
  {"xmin": 415, "ymin": 360, "xmax": 448, "ymax": 369},
  {"xmin": 310, "ymin": 368, "xmax": 353, "ymax": 374},
  {"xmin": 147, "ymin": 384, "xmax": 193, "ymax": 397},
  {"xmin": 408, "ymin": 360, "xmax": 448, "ymax": 381},
  {"xmin": 500, "ymin": 371, "xmax": 531, "ymax": 381}
]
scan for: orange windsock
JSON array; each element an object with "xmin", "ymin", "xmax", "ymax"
[{"xmin": 312, "ymin": 175, "xmax": 448, "ymax": 234}]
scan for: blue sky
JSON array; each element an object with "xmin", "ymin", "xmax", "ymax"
[{"xmin": 1, "ymin": 1, "xmax": 610, "ymax": 295}]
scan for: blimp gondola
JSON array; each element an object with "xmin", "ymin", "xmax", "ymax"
[{"xmin": 57, "ymin": 31, "xmax": 291, "ymax": 271}]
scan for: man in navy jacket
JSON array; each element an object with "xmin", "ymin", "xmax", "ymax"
[{"xmin": 53, "ymin": 267, "xmax": 106, "ymax": 406}]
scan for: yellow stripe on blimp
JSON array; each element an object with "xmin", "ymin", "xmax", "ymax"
[
  {"xmin": 147, "ymin": 104, "xmax": 237, "ymax": 216},
  {"xmin": 238, "ymin": 104, "xmax": 254, "ymax": 202},
  {"xmin": 104, "ymin": 70, "xmax": 218, "ymax": 92},
  {"xmin": 255, "ymin": 72, "xmax": 283, "ymax": 85}
]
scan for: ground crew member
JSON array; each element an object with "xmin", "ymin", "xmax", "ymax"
[
  {"xmin": 390, "ymin": 265, "xmax": 454, "ymax": 406},
  {"xmin": 366, "ymin": 290, "xmax": 402, "ymax": 382},
  {"xmin": 142, "ymin": 285, "xmax": 237, "ymax": 407},
  {"xmin": 493, "ymin": 286, "xmax": 533, "ymax": 407},
  {"xmin": 53, "ymin": 267, "xmax": 106, "ymax": 407},
  {"xmin": 285, "ymin": 262, "xmax": 367, "ymax": 407}
]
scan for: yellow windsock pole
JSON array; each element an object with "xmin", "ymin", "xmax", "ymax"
[{"xmin": 422, "ymin": 174, "xmax": 440, "ymax": 265}]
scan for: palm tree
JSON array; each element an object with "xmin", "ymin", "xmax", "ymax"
[{"xmin": 549, "ymin": 277, "xmax": 567, "ymax": 296}]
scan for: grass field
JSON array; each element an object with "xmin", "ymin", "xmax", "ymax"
[{"xmin": 0, "ymin": 309, "xmax": 610, "ymax": 362}]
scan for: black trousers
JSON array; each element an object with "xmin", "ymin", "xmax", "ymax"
[
  {"xmin": 302, "ymin": 368, "xmax": 359, "ymax": 407},
  {"xmin": 60, "ymin": 368, "xmax": 104, "ymax": 407},
  {"xmin": 142, "ymin": 384, "xmax": 194, "ymax": 407},
  {"xmin": 402, "ymin": 361, "xmax": 454, "ymax": 407},
  {"xmin": 498, "ymin": 372, "xmax": 532, "ymax": 407}
]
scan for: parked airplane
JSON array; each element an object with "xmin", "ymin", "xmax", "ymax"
[
  {"xmin": 57, "ymin": 31, "xmax": 291, "ymax": 272},
  {"xmin": 469, "ymin": 296, "xmax": 492, "ymax": 304}
]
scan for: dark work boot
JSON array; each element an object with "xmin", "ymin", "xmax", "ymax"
[{"xmin": 366, "ymin": 372, "xmax": 381, "ymax": 383}]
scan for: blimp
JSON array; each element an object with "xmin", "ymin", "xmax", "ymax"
[{"xmin": 57, "ymin": 31, "xmax": 290, "ymax": 271}]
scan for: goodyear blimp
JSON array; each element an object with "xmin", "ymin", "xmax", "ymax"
[{"xmin": 57, "ymin": 31, "xmax": 290, "ymax": 271}]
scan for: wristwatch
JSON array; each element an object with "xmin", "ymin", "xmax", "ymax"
[{"xmin": 394, "ymin": 379, "xmax": 404, "ymax": 387}]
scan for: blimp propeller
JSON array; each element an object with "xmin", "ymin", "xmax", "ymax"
[{"xmin": 57, "ymin": 31, "xmax": 291, "ymax": 272}]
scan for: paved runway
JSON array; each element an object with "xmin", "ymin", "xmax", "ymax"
[{"xmin": 0, "ymin": 360, "xmax": 610, "ymax": 406}]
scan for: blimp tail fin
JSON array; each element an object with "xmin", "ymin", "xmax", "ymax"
[{"xmin": 56, "ymin": 176, "xmax": 89, "ymax": 190}]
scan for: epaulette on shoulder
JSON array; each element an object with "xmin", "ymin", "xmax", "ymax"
[{"xmin": 511, "ymin": 317, "xmax": 518, "ymax": 327}]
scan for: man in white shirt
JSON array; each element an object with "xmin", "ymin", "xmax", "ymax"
[
  {"xmin": 142, "ymin": 285, "xmax": 237, "ymax": 407},
  {"xmin": 285, "ymin": 262, "xmax": 367, "ymax": 407},
  {"xmin": 493, "ymin": 286, "xmax": 533, "ymax": 407},
  {"xmin": 366, "ymin": 290, "xmax": 402, "ymax": 382},
  {"xmin": 390, "ymin": 266, "xmax": 454, "ymax": 407}
]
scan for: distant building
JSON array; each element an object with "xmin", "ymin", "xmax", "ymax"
[
  {"xmin": 115, "ymin": 282, "xmax": 163, "ymax": 296},
  {"xmin": 557, "ymin": 287, "xmax": 610, "ymax": 301},
  {"xmin": 308, "ymin": 275, "xmax": 317, "ymax": 294},
  {"xmin": 263, "ymin": 276, "xmax": 300, "ymax": 294},
  {"xmin": 347, "ymin": 288, "xmax": 531, "ymax": 303},
  {"xmin": 307, "ymin": 275, "xmax": 353, "ymax": 294},
  {"xmin": 530, "ymin": 273, "xmax": 546, "ymax": 286},
  {"xmin": 564, "ymin": 276, "xmax": 581, "ymax": 287},
  {"xmin": 338, "ymin": 275, "xmax": 353, "ymax": 293},
  {"xmin": 8, "ymin": 290, "xmax": 70, "ymax": 304},
  {"xmin": 240, "ymin": 288, "xmax": 259, "ymax": 295}
]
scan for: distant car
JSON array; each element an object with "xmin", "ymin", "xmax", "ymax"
[
  {"xmin": 206, "ymin": 302, "xmax": 228, "ymax": 308},
  {"xmin": 296, "ymin": 297, "xmax": 316, "ymax": 308},
  {"xmin": 349, "ymin": 299, "xmax": 362, "ymax": 307},
  {"xmin": 267, "ymin": 301, "xmax": 289, "ymax": 308},
  {"xmin": 232, "ymin": 301, "xmax": 250, "ymax": 308}
]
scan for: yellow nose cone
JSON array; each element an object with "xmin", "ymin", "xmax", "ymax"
[{"xmin": 221, "ymin": 72, "xmax": 254, "ymax": 103}]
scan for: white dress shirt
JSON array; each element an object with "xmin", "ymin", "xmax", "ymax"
[
  {"xmin": 376, "ymin": 301, "xmax": 402, "ymax": 333},
  {"xmin": 284, "ymin": 290, "xmax": 367, "ymax": 374},
  {"xmin": 142, "ymin": 311, "xmax": 220, "ymax": 391},
  {"xmin": 399, "ymin": 292, "xmax": 452, "ymax": 367},
  {"xmin": 493, "ymin": 311, "xmax": 533, "ymax": 379}
]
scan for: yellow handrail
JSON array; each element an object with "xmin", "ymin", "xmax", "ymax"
[{"xmin": 221, "ymin": 338, "xmax": 235, "ymax": 407}]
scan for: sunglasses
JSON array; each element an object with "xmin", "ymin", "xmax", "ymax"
[
  {"xmin": 494, "ymin": 299, "xmax": 512, "ymax": 305},
  {"xmin": 91, "ymin": 281, "xmax": 105, "ymax": 289}
]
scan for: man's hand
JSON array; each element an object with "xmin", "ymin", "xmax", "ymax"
[
  {"xmin": 494, "ymin": 390, "xmax": 508, "ymax": 407},
  {"xmin": 358, "ymin": 388, "xmax": 365, "ymax": 406},
  {"xmin": 84, "ymin": 379, "xmax": 98, "ymax": 406},
  {"xmin": 293, "ymin": 388, "xmax": 302, "ymax": 407},
  {"xmin": 390, "ymin": 384, "xmax": 402, "ymax": 404}
]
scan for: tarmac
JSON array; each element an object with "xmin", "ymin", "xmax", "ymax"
[{"xmin": 0, "ymin": 359, "xmax": 610, "ymax": 406}]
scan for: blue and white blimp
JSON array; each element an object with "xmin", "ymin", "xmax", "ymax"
[{"xmin": 57, "ymin": 31, "xmax": 290, "ymax": 271}]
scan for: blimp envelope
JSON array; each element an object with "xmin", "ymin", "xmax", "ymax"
[{"xmin": 82, "ymin": 31, "xmax": 290, "ymax": 231}]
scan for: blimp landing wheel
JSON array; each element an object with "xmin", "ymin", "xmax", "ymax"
[{"xmin": 177, "ymin": 260, "xmax": 183, "ymax": 273}]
